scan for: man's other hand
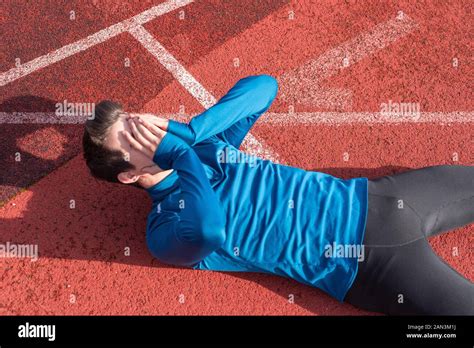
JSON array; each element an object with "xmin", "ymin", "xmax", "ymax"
[
  {"xmin": 122, "ymin": 117, "xmax": 167, "ymax": 159},
  {"xmin": 129, "ymin": 113, "xmax": 169, "ymax": 131}
]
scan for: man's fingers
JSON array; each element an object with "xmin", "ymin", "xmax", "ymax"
[
  {"xmin": 138, "ymin": 118, "xmax": 166, "ymax": 138},
  {"xmin": 122, "ymin": 130, "xmax": 147, "ymax": 155},
  {"xmin": 134, "ymin": 118, "xmax": 159, "ymax": 145},
  {"xmin": 128, "ymin": 118, "xmax": 153, "ymax": 149},
  {"xmin": 129, "ymin": 113, "xmax": 168, "ymax": 130}
]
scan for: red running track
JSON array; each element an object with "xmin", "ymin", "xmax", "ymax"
[{"xmin": 0, "ymin": 0, "xmax": 472, "ymax": 315}]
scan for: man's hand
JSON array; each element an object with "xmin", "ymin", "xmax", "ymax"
[
  {"xmin": 128, "ymin": 113, "xmax": 169, "ymax": 131},
  {"xmin": 122, "ymin": 117, "xmax": 167, "ymax": 159}
]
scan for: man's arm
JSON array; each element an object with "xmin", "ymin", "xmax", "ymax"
[
  {"xmin": 124, "ymin": 118, "xmax": 226, "ymax": 266},
  {"xmin": 168, "ymin": 74, "xmax": 278, "ymax": 148}
]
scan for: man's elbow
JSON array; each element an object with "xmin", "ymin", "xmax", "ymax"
[
  {"xmin": 255, "ymin": 74, "xmax": 278, "ymax": 103},
  {"xmin": 198, "ymin": 219, "xmax": 226, "ymax": 249}
]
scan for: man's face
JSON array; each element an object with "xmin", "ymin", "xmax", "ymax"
[{"xmin": 104, "ymin": 113, "xmax": 161, "ymax": 184}]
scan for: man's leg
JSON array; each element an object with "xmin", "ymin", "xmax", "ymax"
[
  {"xmin": 368, "ymin": 165, "xmax": 474, "ymax": 238},
  {"xmin": 345, "ymin": 165, "xmax": 474, "ymax": 314},
  {"xmin": 346, "ymin": 237, "xmax": 474, "ymax": 315}
]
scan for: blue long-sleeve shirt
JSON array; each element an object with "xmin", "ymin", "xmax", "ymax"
[{"xmin": 146, "ymin": 75, "xmax": 368, "ymax": 301}]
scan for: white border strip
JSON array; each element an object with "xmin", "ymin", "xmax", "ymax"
[
  {"xmin": 278, "ymin": 13, "xmax": 418, "ymax": 110},
  {"xmin": 0, "ymin": 0, "xmax": 193, "ymax": 87},
  {"xmin": 263, "ymin": 111, "xmax": 474, "ymax": 124},
  {"xmin": 1, "ymin": 112, "xmax": 472, "ymax": 124},
  {"xmin": 128, "ymin": 25, "xmax": 216, "ymax": 109}
]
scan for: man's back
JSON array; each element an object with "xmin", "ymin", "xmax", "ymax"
[{"xmin": 146, "ymin": 135, "xmax": 368, "ymax": 302}]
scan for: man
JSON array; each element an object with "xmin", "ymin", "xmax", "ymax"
[{"xmin": 83, "ymin": 75, "xmax": 474, "ymax": 315}]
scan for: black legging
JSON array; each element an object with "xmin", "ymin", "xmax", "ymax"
[{"xmin": 344, "ymin": 165, "xmax": 474, "ymax": 315}]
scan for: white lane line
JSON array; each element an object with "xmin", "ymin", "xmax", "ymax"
[
  {"xmin": 278, "ymin": 13, "xmax": 418, "ymax": 110},
  {"xmin": 128, "ymin": 24, "xmax": 280, "ymax": 162},
  {"xmin": 2, "ymin": 112, "xmax": 472, "ymax": 124},
  {"xmin": 263, "ymin": 111, "xmax": 474, "ymax": 124},
  {"xmin": 0, "ymin": 0, "xmax": 193, "ymax": 87},
  {"xmin": 128, "ymin": 25, "xmax": 216, "ymax": 109},
  {"xmin": 240, "ymin": 132, "xmax": 279, "ymax": 161},
  {"xmin": 0, "ymin": 112, "xmax": 91, "ymax": 124}
]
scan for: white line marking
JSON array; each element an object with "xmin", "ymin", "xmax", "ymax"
[
  {"xmin": 263, "ymin": 112, "xmax": 474, "ymax": 124},
  {"xmin": 0, "ymin": 0, "xmax": 193, "ymax": 87},
  {"xmin": 128, "ymin": 25, "xmax": 216, "ymax": 109},
  {"xmin": 0, "ymin": 112, "xmax": 87, "ymax": 124},
  {"xmin": 129, "ymin": 25, "xmax": 280, "ymax": 162},
  {"xmin": 240, "ymin": 133, "xmax": 279, "ymax": 161},
  {"xmin": 2, "ymin": 112, "xmax": 472, "ymax": 124},
  {"xmin": 278, "ymin": 13, "xmax": 418, "ymax": 110}
]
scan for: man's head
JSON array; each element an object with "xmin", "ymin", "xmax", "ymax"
[{"xmin": 82, "ymin": 100, "xmax": 162, "ymax": 186}]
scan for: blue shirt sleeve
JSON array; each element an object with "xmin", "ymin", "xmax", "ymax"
[
  {"xmin": 146, "ymin": 132, "xmax": 226, "ymax": 267},
  {"xmin": 167, "ymin": 74, "xmax": 278, "ymax": 148}
]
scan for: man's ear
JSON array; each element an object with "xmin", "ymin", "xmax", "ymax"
[{"xmin": 117, "ymin": 171, "xmax": 140, "ymax": 184}]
